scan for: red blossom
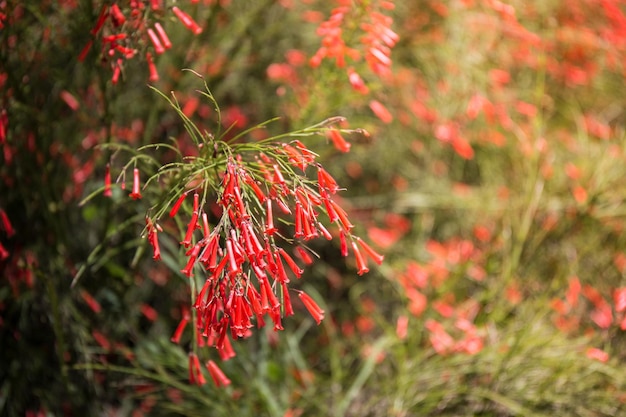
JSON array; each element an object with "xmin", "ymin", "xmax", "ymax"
[
  {"xmin": 146, "ymin": 52, "xmax": 159, "ymax": 82},
  {"xmin": 109, "ymin": 4, "xmax": 126, "ymax": 27},
  {"xmin": 147, "ymin": 29, "xmax": 165, "ymax": 54},
  {"xmin": 614, "ymin": 288, "xmax": 626, "ymax": 313},
  {"xmin": 327, "ymin": 129, "xmax": 351, "ymax": 153},
  {"xmin": 355, "ymin": 237, "xmax": 384, "ymax": 265},
  {"xmin": 129, "ymin": 168, "xmax": 142, "ymax": 199},
  {"xmin": 351, "ymin": 241, "xmax": 369, "ymax": 275},
  {"xmin": 369, "ymin": 100, "xmax": 393, "ymax": 124},
  {"xmin": 103, "ymin": 164, "xmax": 112, "ymax": 197},
  {"xmin": 154, "ymin": 23, "xmax": 172, "ymax": 49},
  {"xmin": 298, "ymin": 291, "xmax": 325, "ymax": 325},
  {"xmin": 206, "ymin": 360, "xmax": 231, "ymax": 387},
  {"xmin": 586, "ymin": 347, "xmax": 609, "ymax": 363},
  {"xmin": 170, "ymin": 192, "xmax": 188, "ymax": 218},
  {"xmin": 188, "ymin": 353, "xmax": 206, "ymax": 385},
  {"xmin": 172, "ymin": 7, "xmax": 203, "ymax": 35},
  {"xmin": 79, "ymin": 289, "xmax": 102, "ymax": 314},
  {"xmin": 0, "ymin": 209, "xmax": 15, "ymax": 237},
  {"xmin": 171, "ymin": 310, "xmax": 190, "ymax": 344}
]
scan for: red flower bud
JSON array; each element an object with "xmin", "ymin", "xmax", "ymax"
[
  {"xmin": 109, "ymin": 4, "xmax": 126, "ymax": 27},
  {"xmin": 351, "ymin": 241, "xmax": 369, "ymax": 275},
  {"xmin": 169, "ymin": 192, "xmax": 188, "ymax": 217},
  {"xmin": 154, "ymin": 23, "xmax": 172, "ymax": 49},
  {"xmin": 0, "ymin": 209, "xmax": 15, "ymax": 237},
  {"xmin": 189, "ymin": 353, "xmax": 206, "ymax": 385},
  {"xmin": 298, "ymin": 291, "xmax": 324, "ymax": 325},
  {"xmin": 104, "ymin": 164, "xmax": 112, "ymax": 197},
  {"xmin": 171, "ymin": 310, "xmax": 190, "ymax": 344},
  {"xmin": 172, "ymin": 6, "xmax": 203, "ymax": 35},
  {"xmin": 355, "ymin": 237, "xmax": 384, "ymax": 265},
  {"xmin": 206, "ymin": 360, "xmax": 231, "ymax": 387},
  {"xmin": 129, "ymin": 168, "xmax": 142, "ymax": 199},
  {"xmin": 327, "ymin": 129, "xmax": 351, "ymax": 153}
]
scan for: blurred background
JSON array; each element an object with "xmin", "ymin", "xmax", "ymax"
[{"xmin": 1, "ymin": 1, "xmax": 626, "ymax": 416}]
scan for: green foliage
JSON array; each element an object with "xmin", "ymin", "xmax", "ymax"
[{"xmin": 2, "ymin": 0, "xmax": 626, "ymax": 416}]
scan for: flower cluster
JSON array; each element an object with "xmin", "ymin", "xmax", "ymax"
[
  {"xmin": 160, "ymin": 137, "xmax": 383, "ymax": 339},
  {"xmin": 79, "ymin": 2, "xmax": 203, "ymax": 83},
  {"xmin": 310, "ymin": 0, "xmax": 398, "ymax": 92},
  {"xmin": 109, "ymin": 87, "xmax": 383, "ymax": 386}
]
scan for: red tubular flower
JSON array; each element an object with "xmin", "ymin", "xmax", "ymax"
[
  {"xmin": 181, "ymin": 210, "xmax": 198, "ymax": 248},
  {"xmin": 327, "ymin": 129, "xmax": 351, "ymax": 153},
  {"xmin": 295, "ymin": 246, "xmax": 314, "ymax": 265},
  {"xmin": 189, "ymin": 353, "xmax": 206, "ymax": 385},
  {"xmin": 245, "ymin": 222, "xmax": 264, "ymax": 258},
  {"xmin": 109, "ymin": 4, "xmax": 126, "ymax": 27},
  {"xmin": 78, "ymin": 40, "xmax": 93, "ymax": 62},
  {"xmin": 355, "ymin": 236, "xmax": 384, "ymax": 265},
  {"xmin": 347, "ymin": 68, "xmax": 369, "ymax": 94},
  {"xmin": 154, "ymin": 23, "xmax": 171, "ymax": 49},
  {"xmin": 146, "ymin": 218, "xmax": 161, "ymax": 260},
  {"xmin": 270, "ymin": 306, "xmax": 284, "ymax": 331},
  {"xmin": 614, "ymin": 288, "xmax": 626, "ymax": 313},
  {"xmin": 274, "ymin": 195, "xmax": 292, "ymax": 214},
  {"xmin": 292, "ymin": 140, "xmax": 317, "ymax": 164},
  {"xmin": 201, "ymin": 212, "xmax": 212, "ymax": 238},
  {"xmin": 91, "ymin": 5, "xmax": 109, "ymax": 35},
  {"xmin": 281, "ymin": 282, "xmax": 294, "ymax": 316},
  {"xmin": 294, "ymin": 203, "xmax": 304, "ymax": 238},
  {"xmin": 247, "ymin": 285, "xmax": 265, "ymax": 325},
  {"xmin": 339, "ymin": 229, "xmax": 348, "ymax": 257},
  {"xmin": 148, "ymin": 29, "xmax": 165, "ymax": 54},
  {"xmin": 199, "ymin": 236, "xmax": 218, "ymax": 268},
  {"xmin": 226, "ymin": 239, "xmax": 241, "ymax": 276},
  {"xmin": 317, "ymin": 222, "xmax": 333, "ymax": 240},
  {"xmin": 129, "ymin": 168, "xmax": 142, "ymax": 199},
  {"xmin": 171, "ymin": 310, "xmax": 190, "ymax": 344},
  {"xmin": 172, "ymin": 6, "xmax": 203, "ymax": 35},
  {"xmin": 243, "ymin": 174, "xmax": 267, "ymax": 203},
  {"xmin": 169, "ymin": 192, "xmax": 188, "ymax": 217},
  {"xmin": 181, "ymin": 243, "xmax": 201, "ymax": 277},
  {"xmin": 111, "ymin": 59, "xmax": 122, "ymax": 84},
  {"xmin": 150, "ymin": 0, "xmax": 161, "ymax": 11},
  {"xmin": 272, "ymin": 164, "xmax": 286, "ymax": 188},
  {"xmin": 351, "ymin": 241, "xmax": 369, "ymax": 275},
  {"xmin": 79, "ymin": 289, "xmax": 102, "ymax": 314},
  {"xmin": 151, "ymin": 231, "xmax": 161, "ymax": 260},
  {"xmin": 369, "ymin": 100, "xmax": 393, "ymax": 124},
  {"xmin": 206, "ymin": 360, "xmax": 231, "ymax": 387},
  {"xmin": 146, "ymin": 52, "xmax": 159, "ymax": 82},
  {"xmin": 265, "ymin": 199, "xmax": 278, "ymax": 236},
  {"xmin": 274, "ymin": 253, "xmax": 290, "ymax": 283},
  {"xmin": 302, "ymin": 210, "xmax": 317, "ymax": 240},
  {"xmin": 317, "ymin": 166, "xmax": 339, "ymax": 194},
  {"xmin": 217, "ymin": 334, "xmax": 236, "ymax": 360},
  {"xmin": 140, "ymin": 304, "xmax": 158, "ymax": 322},
  {"xmin": 92, "ymin": 330, "xmax": 111, "ymax": 351},
  {"xmin": 103, "ymin": 164, "xmax": 112, "ymax": 197},
  {"xmin": 330, "ymin": 200, "xmax": 354, "ymax": 229},
  {"xmin": 264, "ymin": 241, "xmax": 277, "ymax": 273},
  {"xmin": 147, "ymin": 29, "xmax": 165, "ymax": 54},
  {"xmin": 278, "ymin": 248, "xmax": 304, "ymax": 278},
  {"xmin": 586, "ymin": 347, "xmax": 609, "ymax": 363},
  {"xmin": 298, "ymin": 291, "xmax": 324, "ymax": 325},
  {"xmin": 232, "ymin": 186, "xmax": 248, "ymax": 219},
  {"xmin": 0, "ymin": 209, "xmax": 15, "ymax": 237},
  {"xmin": 264, "ymin": 277, "xmax": 281, "ymax": 310},
  {"xmin": 0, "ymin": 242, "xmax": 9, "ymax": 261}
]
